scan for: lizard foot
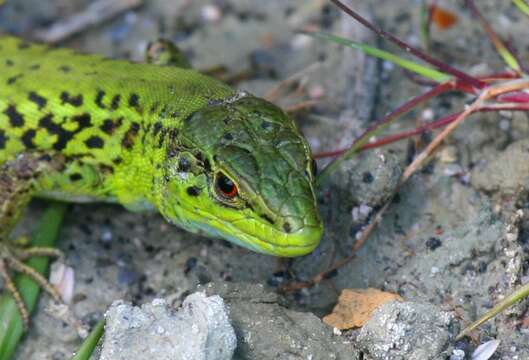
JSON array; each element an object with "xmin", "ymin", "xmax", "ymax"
[{"xmin": 0, "ymin": 241, "xmax": 63, "ymax": 330}]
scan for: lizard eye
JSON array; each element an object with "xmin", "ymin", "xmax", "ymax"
[{"xmin": 215, "ymin": 172, "xmax": 238, "ymax": 199}]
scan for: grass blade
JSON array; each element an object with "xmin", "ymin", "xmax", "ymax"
[
  {"xmin": 457, "ymin": 282, "xmax": 529, "ymax": 340},
  {"xmin": 71, "ymin": 319, "xmax": 105, "ymax": 360},
  {"xmin": 309, "ymin": 31, "xmax": 450, "ymax": 83},
  {"xmin": 0, "ymin": 202, "xmax": 67, "ymax": 360},
  {"xmin": 465, "ymin": 0, "xmax": 522, "ymax": 72},
  {"xmin": 329, "ymin": 0, "xmax": 486, "ymax": 89},
  {"xmin": 512, "ymin": 0, "xmax": 529, "ymax": 16},
  {"xmin": 419, "ymin": 0, "xmax": 433, "ymax": 52}
]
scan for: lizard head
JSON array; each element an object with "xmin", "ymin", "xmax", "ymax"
[{"xmin": 156, "ymin": 94, "xmax": 322, "ymax": 257}]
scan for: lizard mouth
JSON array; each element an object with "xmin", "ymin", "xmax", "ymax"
[
  {"xmin": 216, "ymin": 221, "xmax": 322, "ymax": 257},
  {"xmin": 172, "ymin": 203, "xmax": 322, "ymax": 257}
]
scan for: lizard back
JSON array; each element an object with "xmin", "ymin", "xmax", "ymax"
[{"xmin": 0, "ymin": 36, "xmax": 235, "ymax": 203}]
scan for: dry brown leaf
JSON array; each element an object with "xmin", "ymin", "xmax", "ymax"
[
  {"xmin": 323, "ymin": 288, "xmax": 403, "ymax": 330},
  {"xmin": 431, "ymin": 5, "xmax": 458, "ymax": 30}
]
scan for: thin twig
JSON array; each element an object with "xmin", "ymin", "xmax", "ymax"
[
  {"xmin": 265, "ymin": 62, "xmax": 321, "ymax": 102},
  {"xmin": 286, "ymin": 99, "xmax": 321, "ymax": 114},
  {"xmin": 402, "ymin": 79, "xmax": 529, "ymax": 181},
  {"xmin": 401, "ymin": 94, "xmax": 486, "ymax": 181}
]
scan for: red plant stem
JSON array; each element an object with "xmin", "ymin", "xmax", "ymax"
[
  {"xmin": 314, "ymin": 112, "xmax": 457, "ymax": 159},
  {"xmin": 360, "ymin": 113, "xmax": 457, "ymax": 151},
  {"xmin": 330, "ymin": 0, "xmax": 487, "ymax": 90},
  {"xmin": 314, "ymin": 81, "xmax": 455, "ymax": 173},
  {"xmin": 405, "ymin": 71, "xmax": 518, "ymax": 92},
  {"xmin": 314, "ymin": 105, "xmax": 529, "ymax": 159},
  {"xmin": 316, "ymin": 73, "xmax": 524, "ymax": 161},
  {"xmin": 478, "ymin": 71, "xmax": 520, "ymax": 81},
  {"xmin": 351, "ymin": 81, "xmax": 453, "ymax": 143},
  {"xmin": 448, "ymin": 72, "xmax": 519, "ymax": 93},
  {"xmin": 497, "ymin": 91, "xmax": 529, "ymax": 103}
]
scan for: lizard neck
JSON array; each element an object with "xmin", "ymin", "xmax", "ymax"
[{"xmin": 110, "ymin": 112, "xmax": 180, "ymax": 210}]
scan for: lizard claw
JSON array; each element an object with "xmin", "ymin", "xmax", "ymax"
[{"xmin": 0, "ymin": 241, "xmax": 64, "ymax": 330}]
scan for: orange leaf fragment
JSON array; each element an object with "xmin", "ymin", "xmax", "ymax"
[
  {"xmin": 431, "ymin": 5, "xmax": 458, "ymax": 30},
  {"xmin": 323, "ymin": 288, "xmax": 403, "ymax": 330}
]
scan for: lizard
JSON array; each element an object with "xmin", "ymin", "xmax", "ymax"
[{"xmin": 0, "ymin": 36, "xmax": 323, "ymax": 326}]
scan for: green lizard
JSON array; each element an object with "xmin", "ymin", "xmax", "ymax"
[{"xmin": 0, "ymin": 36, "xmax": 323, "ymax": 324}]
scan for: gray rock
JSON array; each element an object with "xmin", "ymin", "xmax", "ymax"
[
  {"xmin": 357, "ymin": 301, "xmax": 457, "ymax": 360},
  {"xmin": 99, "ymin": 293, "xmax": 236, "ymax": 360},
  {"xmin": 200, "ymin": 282, "xmax": 359, "ymax": 360},
  {"xmin": 329, "ymin": 149, "xmax": 402, "ymax": 207},
  {"xmin": 471, "ymin": 138, "xmax": 529, "ymax": 194}
]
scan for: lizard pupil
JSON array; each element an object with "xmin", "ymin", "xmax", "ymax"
[{"xmin": 216, "ymin": 173, "xmax": 238, "ymax": 199}]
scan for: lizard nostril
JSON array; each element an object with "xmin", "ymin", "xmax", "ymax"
[{"xmin": 283, "ymin": 222, "xmax": 292, "ymax": 233}]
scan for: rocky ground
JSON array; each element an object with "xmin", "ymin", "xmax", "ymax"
[{"xmin": 1, "ymin": 0, "xmax": 529, "ymax": 359}]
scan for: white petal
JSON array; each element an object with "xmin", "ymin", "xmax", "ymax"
[{"xmin": 472, "ymin": 339, "xmax": 501, "ymax": 360}]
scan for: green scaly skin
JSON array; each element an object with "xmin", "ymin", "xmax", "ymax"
[{"xmin": 0, "ymin": 36, "xmax": 322, "ymax": 257}]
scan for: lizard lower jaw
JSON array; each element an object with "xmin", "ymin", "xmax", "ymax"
[
  {"xmin": 220, "ymin": 223, "xmax": 323, "ymax": 257},
  {"xmin": 165, "ymin": 204, "xmax": 323, "ymax": 257},
  {"xmin": 266, "ymin": 226, "xmax": 323, "ymax": 257}
]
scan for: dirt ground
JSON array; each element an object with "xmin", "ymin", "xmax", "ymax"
[{"xmin": 1, "ymin": 0, "xmax": 529, "ymax": 359}]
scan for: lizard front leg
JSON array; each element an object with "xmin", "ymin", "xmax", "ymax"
[{"xmin": 0, "ymin": 152, "xmax": 65, "ymax": 329}]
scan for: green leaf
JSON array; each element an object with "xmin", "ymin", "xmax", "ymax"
[
  {"xmin": 0, "ymin": 202, "xmax": 67, "ymax": 360},
  {"xmin": 308, "ymin": 31, "xmax": 450, "ymax": 82},
  {"xmin": 71, "ymin": 319, "xmax": 105, "ymax": 360}
]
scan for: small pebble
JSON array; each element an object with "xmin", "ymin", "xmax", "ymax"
[
  {"xmin": 332, "ymin": 327, "xmax": 342, "ymax": 336},
  {"xmin": 443, "ymin": 164, "xmax": 463, "ymax": 177},
  {"xmin": 425, "ymin": 237, "xmax": 442, "ymax": 251},
  {"xmin": 362, "ymin": 171, "xmax": 374, "ymax": 184},
  {"xmin": 267, "ymin": 271, "xmax": 287, "ymax": 287},
  {"xmin": 422, "ymin": 108, "xmax": 434, "ymax": 121},
  {"xmin": 152, "ymin": 298, "xmax": 167, "ymax": 307},
  {"xmin": 450, "ymin": 349, "xmax": 465, "ymax": 360},
  {"xmin": 52, "ymin": 351, "xmax": 66, "ymax": 360},
  {"xmin": 117, "ymin": 266, "xmax": 139, "ymax": 285},
  {"xmin": 100, "ymin": 227, "xmax": 113, "ymax": 242},
  {"xmin": 351, "ymin": 204, "xmax": 372, "ymax": 222},
  {"xmin": 439, "ymin": 146, "xmax": 458, "ymax": 163},
  {"xmin": 184, "ymin": 257, "xmax": 198, "ymax": 274},
  {"xmin": 290, "ymin": 34, "xmax": 312, "ymax": 50},
  {"xmin": 308, "ymin": 85, "xmax": 325, "ymax": 99},
  {"xmin": 499, "ymin": 118, "xmax": 510, "ymax": 131},
  {"xmin": 382, "ymin": 60, "xmax": 394, "ymax": 71},
  {"xmin": 201, "ymin": 4, "xmax": 222, "ymax": 23}
]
